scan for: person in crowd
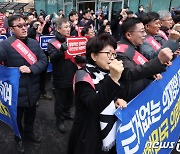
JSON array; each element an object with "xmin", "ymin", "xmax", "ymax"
[
  {"xmin": 139, "ymin": 12, "xmax": 180, "ymax": 60},
  {"xmin": 0, "ymin": 15, "xmax": 47, "ymax": 153},
  {"xmin": 27, "ymin": 20, "xmax": 52, "ymax": 101},
  {"xmin": 3, "ymin": 11, "xmax": 12, "ymax": 37},
  {"xmin": 59, "ymin": 9, "xmax": 65, "ymax": 18},
  {"xmin": 69, "ymin": 10, "xmax": 79, "ymax": 36},
  {"xmin": 173, "ymin": 14, "xmax": 180, "ymax": 24},
  {"xmin": 157, "ymin": 10, "xmax": 173, "ymax": 43},
  {"xmin": 124, "ymin": 6, "xmax": 129, "ymax": 13},
  {"xmin": 3, "ymin": 11, "xmax": 10, "ymax": 30},
  {"xmin": 28, "ymin": 20, "xmax": 43, "ymax": 40},
  {"xmin": 26, "ymin": 13, "xmax": 36, "ymax": 25},
  {"xmin": 136, "ymin": 5, "xmax": 146, "ymax": 18},
  {"xmin": 33, "ymin": 9, "xmax": 38, "ymax": 18},
  {"xmin": 111, "ymin": 9, "xmax": 127, "ymax": 41},
  {"xmin": 37, "ymin": 15, "xmax": 45, "ymax": 27},
  {"xmin": 116, "ymin": 17, "xmax": 174, "ymax": 102},
  {"xmin": 126, "ymin": 11, "xmax": 134, "ymax": 18},
  {"xmin": 68, "ymin": 33, "xmax": 127, "ymax": 154},
  {"xmin": 40, "ymin": 9, "xmax": 47, "ymax": 19},
  {"xmin": 78, "ymin": 9, "xmax": 83, "ymax": 22},
  {"xmin": 79, "ymin": 10, "xmax": 93, "ymax": 27},
  {"xmin": 81, "ymin": 24, "xmax": 95, "ymax": 39},
  {"xmin": 37, "ymin": 14, "xmax": 52, "ymax": 35},
  {"xmin": 96, "ymin": 10, "xmax": 104, "ymax": 31},
  {"xmin": 48, "ymin": 18, "xmax": 76, "ymax": 134},
  {"xmin": 19, "ymin": 9, "xmax": 26, "ymax": 18},
  {"xmin": 97, "ymin": 19, "xmax": 112, "ymax": 35}
]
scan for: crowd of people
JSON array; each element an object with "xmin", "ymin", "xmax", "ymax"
[{"xmin": 0, "ymin": 5, "xmax": 180, "ymax": 154}]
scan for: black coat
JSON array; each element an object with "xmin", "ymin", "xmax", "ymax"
[
  {"xmin": 0, "ymin": 35, "xmax": 47, "ymax": 107},
  {"xmin": 111, "ymin": 15, "xmax": 122, "ymax": 41},
  {"xmin": 48, "ymin": 32, "xmax": 77, "ymax": 88},
  {"xmin": 68, "ymin": 73, "xmax": 122, "ymax": 154},
  {"xmin": 139, "ymin": 34, "xmax": 179, "ymax": 60},
  {"xmin": 116, "ymin": 38, "xmax": 167, "ymax": 102}
]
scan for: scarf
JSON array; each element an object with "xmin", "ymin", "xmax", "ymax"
[{"xmin": 85, "ymin": 64, "xmax": 117, "ymax": 151}]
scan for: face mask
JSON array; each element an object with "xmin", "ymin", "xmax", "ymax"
[{"xmin": 139, "ymin": 8, "xmax": 144, "ymax": 12}]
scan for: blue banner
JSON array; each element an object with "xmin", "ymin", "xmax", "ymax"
[
  {"xmin": 39, "ymin": 35, "xmax": 55, "ymax": 50},
  {"xmin": 115, "ymin": 56, "xmax": 180, "ymax": 154},
  {"xmin": 0, "ymin": 65, "xmax": 21, "ymax": 138}
]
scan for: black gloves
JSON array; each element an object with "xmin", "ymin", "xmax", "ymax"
[
  {"xmin": 74, "ymin": 55, "xmax": 87, "ymax": 63},
  {"xmin": 60, "ymin": 42, "xmax": 68, "ymax": 52}
]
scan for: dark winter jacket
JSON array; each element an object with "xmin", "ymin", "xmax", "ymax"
[
  {"xmin": 116, "ymin": 38, "xmax": 167, "ymax": 102},
  {"xmin": 0, "ymin": 35, "xmax": 47, "ymax": 107},
  {"xmin": 139, "ymin": 34, "xmax": 179, "ymax": 60},
  {"xmin": 111, "ymin": 15, "xmax": 123, "ymax": 41},
  {"xmin": 48, "ymin": 32, "xmax": 77, "ymax": 88},
  {"xmin": 79, "ymin": 18, "xmax": 94, "ymax": 27},
  {"xmin": 68, "ymin": 67, "xmax": 122, "ymax": 154}
]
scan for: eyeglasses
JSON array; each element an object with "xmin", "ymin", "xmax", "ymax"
[
  {"xmin": 12, "ymin": 23, "xmax": 28, "ymax": 28},
  {"xmin": 130, "ymin": 30, "xmax": 146, "ymax": 34},
  {"xmin": 98, "ymin": 52, "xmax": 117, "ymax": 59},
  {"xmin": 162, "ymin": 19, "xmax": 173, "ymax": 21}
]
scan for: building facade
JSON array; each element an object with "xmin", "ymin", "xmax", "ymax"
[
  {"xmin": 33, "ymin": 0, "xmax": 179, "ymax": 19},
  {"xmin": 0, "ymin": 0, "xmax": 179, "ymax": 19}
]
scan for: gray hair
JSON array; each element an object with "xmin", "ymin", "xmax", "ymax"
[
  {"xmin": 55, "ymin": 17, "xmax": 69, "ymax": 29},
  {"xmin": 158, "ymin": 10, "xmax": 171, "ymax": 20}
]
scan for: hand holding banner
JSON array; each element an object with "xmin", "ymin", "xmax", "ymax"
[{"xmin": 115, "ymin": 56, "xmax": 180, "ymax": 154}]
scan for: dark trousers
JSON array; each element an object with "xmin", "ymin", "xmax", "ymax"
[
  {"xmin": 17, "ymin": 104, "xmax": 36, "ymax": 134},
  {"xmin": 40, "ymin": 70, "xmax": 47, "ymax": 95},
  {"xmin": 40, "ymin": 53, "xmax": 48, "ymax": 95},
  {"xmin": 54, "ymin": 87, "xmax": 73, "ymax": 123}
]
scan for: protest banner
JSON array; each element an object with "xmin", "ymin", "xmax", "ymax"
[
  {"xmin": 39, "ymin": 35, "xmax": 55, "ymax": 50},
  {"xmin": 115, "ymin": 56, "xmax": 180, "ymax": 154},
  {"xmin": 0, "ymin": 65, "xmax": 21, "ymax": 138},
  {"xmin": 65, "ymin": 37, "xmax": 87, "ymax": 59},
  {"xmin": 0, "ymin": 13, "xmax": 6, "ymax": 34},
  {"xmin": 39, "ymin": 35, "xmax": 55, "ymax": 72}
]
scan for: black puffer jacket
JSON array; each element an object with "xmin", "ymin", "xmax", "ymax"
[
  {"xmin": 48, "ymin": 32, "xmax": 77, "ymax": 88},
  {"xmin": 0, "ymin": 35, "xmax": 47, "ymax": 107}
]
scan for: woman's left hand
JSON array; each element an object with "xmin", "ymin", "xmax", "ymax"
[
  {"xmin": 153, "ymin": 73, "xmax": 162, "ymax": 80},
  {"xmin": 115, "ymin": 99, "xmax": 127, "ymax": 110}
]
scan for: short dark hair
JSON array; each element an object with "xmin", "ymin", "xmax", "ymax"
[
  {"xmin": 173, "ymin": 15, "xmax": 180, "ymax": 24},
  {"xmin": 82, "ymin": 10, "xmax": 90, "ymax": 16},
  {"xmin": 121, "ymin": 17, "xmax": 142, "ymax": 36},
  {"xmin": 8, "ymin": 15, "xmax": 24, "ymax": 27},
  {"xmin": 38, "ymin": 14, "xmax": 44, "ymax": 19},
  {"xmin": 86, "ymin": 33, "xmax": 117, "ymax": 64},
  {"xmin": 69, "ymin": 10, "xmax": 78, "ymax": 20},
  {"xmin": 29, "ymin": 20, "xmax": 38, "ymax": 28},
  {"xmin": 141, "ymin": 12, "xmax": 159, "ymax": 25},
  {"xmin": 81, "ymin": 25, "xmax": 92, "ymax": 36},
  {"xmin": 27, "ymin": 13, "xmax": 34, "ymax": 16},
  {"xmin": 106, "ymin": 21, "xmax": 111, "ymax": 25},
  {"xmin": 127, "ymin": 11, "xmax": 133, "ymax": 15}
]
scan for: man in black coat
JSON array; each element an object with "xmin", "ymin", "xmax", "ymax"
[
  {"xmin": 48, "ymin": 17, "xmax": 77, "ymax": 134},
  {"xmin": 0, "ymin": 15, "xmax": 47, "ymax": 153},
  {"xmin": 116, "ymin": 17, "xmax": 174, "ymax": 102},
  {"xmin": 69, "ymin": 10, "xmax": 79, "ymax": 36}
]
